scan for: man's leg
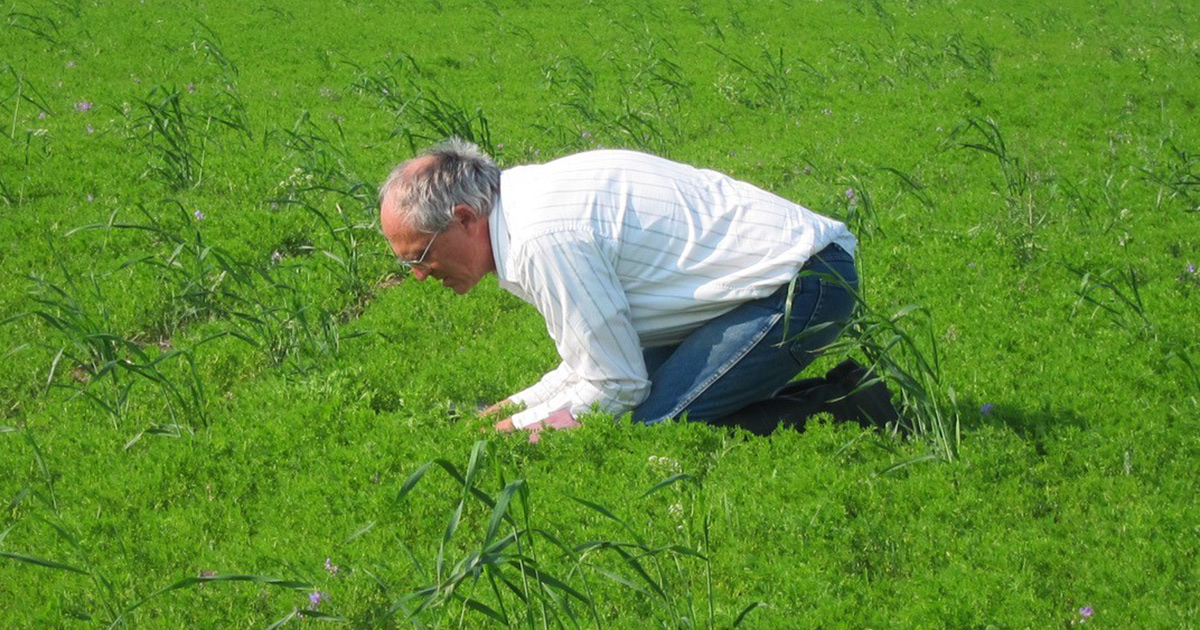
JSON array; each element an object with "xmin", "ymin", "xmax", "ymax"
[{"xmin": 630, "ymin": 244, "xmax": 858, "ymax": 426}]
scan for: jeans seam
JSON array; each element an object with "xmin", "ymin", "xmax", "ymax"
[
  {"xmin": 788, "ymin": 274, "xmax": 829, "ymax": 355},
  {"xmin": 659, "ymin": 308, "xmax": 784, "ymax": 422}
]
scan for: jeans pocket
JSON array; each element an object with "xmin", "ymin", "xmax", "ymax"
[{"xmin": 786, "ymin": 268, "xmax": 856, "ymax": 368}]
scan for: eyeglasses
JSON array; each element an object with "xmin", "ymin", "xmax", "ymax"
[{"xmin": 396, "ymin": 230, "xmax": 441, "ymax": 271}]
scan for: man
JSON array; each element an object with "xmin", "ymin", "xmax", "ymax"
[{"xmin": 379, "ymin": 138, "xmax": 894, "ymax": 436}]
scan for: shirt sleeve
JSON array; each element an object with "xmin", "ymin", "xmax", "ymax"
[
  {"xmin": 505, "ymin": 230, "xmax": 650, "ymax": 428},
  {"xmin": 508, "ymin": 361, "xmax": 572, "ymax": 409}
]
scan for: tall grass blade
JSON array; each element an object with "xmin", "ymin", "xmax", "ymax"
[
  {"xmin": 483, "ymin": 479, "xmax": 524, "ymax": 550},
  {"xmin": 639, "ymin": 473, "xmax": 695, "ymax": 499},
  {"xmin": 732, "ymin": 601, "xmax": 768, "ymax": 627},
  {"xmin": 0, "ymin": 551, "xmax": 89, "ymax": 574}
]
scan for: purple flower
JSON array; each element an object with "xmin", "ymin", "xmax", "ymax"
[
  {"xmin": 1188, "ymin": 263, "xmax": 1196, "ymax": 274},
  {"xmin": 980, "ymin": 403, "xmax": 995, "ymax": 415},
  {"xmin": 87, "ymin": 194, "xmax": 94, "ymax": 202},
  {"xmin": 324, "ymin": 557, "xmax": 340, "ymax": 574},
  {"xmin": 38, "ymin": 111, "xmax": 47, "ymax": 120},
  {"xmin": 1079, "ymin": 606, "xmax": 1093, "ymax": 618},
  {"xmin": 308, "ymin": 591, "xmax": 327, "ymax": 609},
  {"xmin": 75, "ymin": 101, "xmax": 92, "ymax": 112},
  {"xmin": 193, "ymin": 209, "xmax": 205, "ymax": 221},
  {"xmin": 845, "ymin": 188, "xmax": 856, "ymax": 202},
  {"xmin": 581, "ymin": 130, "xmax": 591, "ymax": 139}
]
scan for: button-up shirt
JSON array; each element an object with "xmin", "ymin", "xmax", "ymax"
[{"xmin": 489, "ymin": 150, "xmax": 856, "ymax": 428}]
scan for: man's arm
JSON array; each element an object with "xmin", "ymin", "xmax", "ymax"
[{"xmin": 502, "ymin": 230, "xmax": 651, "ymax": 427}]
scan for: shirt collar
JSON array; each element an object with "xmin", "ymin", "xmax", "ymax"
[{"xmin": 488, "ymin": 192, "xmax": 512, "ymax": 282}]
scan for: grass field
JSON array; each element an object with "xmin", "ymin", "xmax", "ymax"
[{"xmin": 2, "ymin": 0, "xmax": 1198, "ymax": 627}]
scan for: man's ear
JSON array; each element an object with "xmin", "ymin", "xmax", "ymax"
[{"xmin": 454, "ymin": 204, "xmax": 482, "ymax": 230}]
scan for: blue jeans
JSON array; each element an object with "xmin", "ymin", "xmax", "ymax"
[{"xmin": 630, "ymin": 244, "xmax": 858, "ymax": 425}]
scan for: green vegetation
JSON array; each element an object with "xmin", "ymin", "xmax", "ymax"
[{"xmin": 2, "ymin": 0, "xmax": 1197, "ymax": 627}]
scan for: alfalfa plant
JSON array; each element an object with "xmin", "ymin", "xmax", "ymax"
[
  {"xmin": 190, "ymin": 19, "xmax": 239, "ymax": 76},
  {"xmin": 224, "ymin": 263, "xmax": 370, "ymax": 374},
  {"xmin": 3, "ymin": 254, "xmax": 211, "ymax": 428},
  {"xmin": 133, "ymin": 87, "xmax": 205, "ymax": 189},
  {"xmin": 809, "ymin": 271, "xmax": 961, "ymax": 462},
  {"xmin": 835, "ymin": 166, "xmax": 934, "ymax": 243},
  {"xmin": 131, "ymin": 84, "xmax": 252, "ymax": 190},
  {"xmin": 2, "ymin": 428, "xmax": 329, "ymax": 628},
  {"xmin": 707, "ymin": 42, "xmax": 823, "ymax": 111},
  {"xmin": 350, "ymin": 54, "xmax": 498, "ymax": 155},
  {"xmin": 268, "ymin": 197, "xmax": 385, "ymax": 313},
  {"xmin": 270, "ymin": 110, "xmax": 373, "ymax": 213},
  {"xmin": 3, "ymin": 65, "xmax": 54, "ymax": 141},
  {"xmin": 67, "ymin": 200, "xmax": 252, "ymax": 336},
  {"xmin": 0, "ymin": 171, "xmax": 12, "ymax": 205},
  {"xmin": 1065, "ymin": 263, "xmax": 1153, "ymax": 338},
  {"xmin": 381, "ymin": 441, "xmax": 764, "ymax": 629},
  {"xmin": 959, "ymin": 117, "xmax": 1048, "ymax": 265},
  {"xmin": 398, "ymin": 86, "xmax": 495, "ymax": 157},
  {"xmin": 1142, "ymin": 137, "xmax": 1199, "ymax": 213},
  {"xmin": 382, "ymin": 440, "xmax": 593, "ymax": 627},
  {"xmin": 5, "ymin": 10, "xmax": 69, "ymax": 50}
]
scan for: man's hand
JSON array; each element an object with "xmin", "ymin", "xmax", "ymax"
[
  {"xmin": 489, "ymin": 408, "xmax": 580, "ymax": 443},
  {"xmin": 479, "ymin": 399, "xmax": 514, "ymax": 418}
]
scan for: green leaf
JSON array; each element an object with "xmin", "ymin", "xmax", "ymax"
[
  {"xmin": 395, "ymin": 461, "xmax": 432, "ymax": 504},
  {"xmin": 483, "ymin": 479, "xmax": 524, "ymax": 549},
  {"xmin": 639, "ymin": 473, "xmax": 695, "ymax": 499},
  {"xmin": 733, "ymin": 601, "xmax": 768, "ymax": 627},
  {"xmin": 0, "ymin": 551, "xmax": 89, "ymax": 575}
]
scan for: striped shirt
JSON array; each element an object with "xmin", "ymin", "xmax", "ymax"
[{"xmin": 490, "ymin": 150, "xmax": 856, "ymax": 428}]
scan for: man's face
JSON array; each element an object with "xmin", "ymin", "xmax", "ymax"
[{"xmin": 380, "ymin": 201, "xmax": 493, "ymax": 295}]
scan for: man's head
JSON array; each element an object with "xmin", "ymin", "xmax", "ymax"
[{"xmin": 379, "ymin": 138, "xmax": 500, "ymax": 294}]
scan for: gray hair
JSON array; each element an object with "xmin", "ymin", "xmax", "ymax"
[{"xmin": 378, "ymin": 138, "xmax": 500, "ymax": 233}]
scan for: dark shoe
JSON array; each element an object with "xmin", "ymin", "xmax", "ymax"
[{"xmin": 822, "ymin": 358, "xmax": 901, "ymax": 431}]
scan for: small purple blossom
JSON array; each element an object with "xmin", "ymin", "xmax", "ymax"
[
  {"xmin": 1079, "ymin": 606, "xmax": 1093, "ymax": 618},
  {"xmin": 324, "ymin": 557, "xmax": 340, "ymax": 575},
  {"xmin": 38, "ymin": 111, "xmax": 47, "ymax": 120},
  {"xmin": 581, "ymin": 130, "xmax": 591, "ymax": 139},
  {"xmin": 1188, "ymin": 263, "xmax": 1196, "ymax": 274},
  {"xmin": 87, "ymin": 194, "xmax": 94, "ymax": 202},
  {"xmin": 75, "ymin": 101, "xmax": 92, "ymax": 112},
  {"xmin": 980, "ymin": 403, "xmax": 995, "ymax": 415},
  {"xmin": 845, "ymin": 188, "xmax": 856, "ymax": 202},
  {"xmin": 193, "ymin": 209, "xmax": 205, "ymax": 221},
  {"xmin": 308, "ymin": 591, "xmax": 327, "ymax": 609}
]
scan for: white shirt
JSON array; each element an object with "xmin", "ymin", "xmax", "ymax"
[{"xmin": 488, "ymin": 150, "xmax": 856, "ymax": 428}]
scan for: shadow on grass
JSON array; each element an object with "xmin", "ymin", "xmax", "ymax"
[{"xmin": 954, "ymin": 395, "xmax": 1090, "ymax": 455}]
